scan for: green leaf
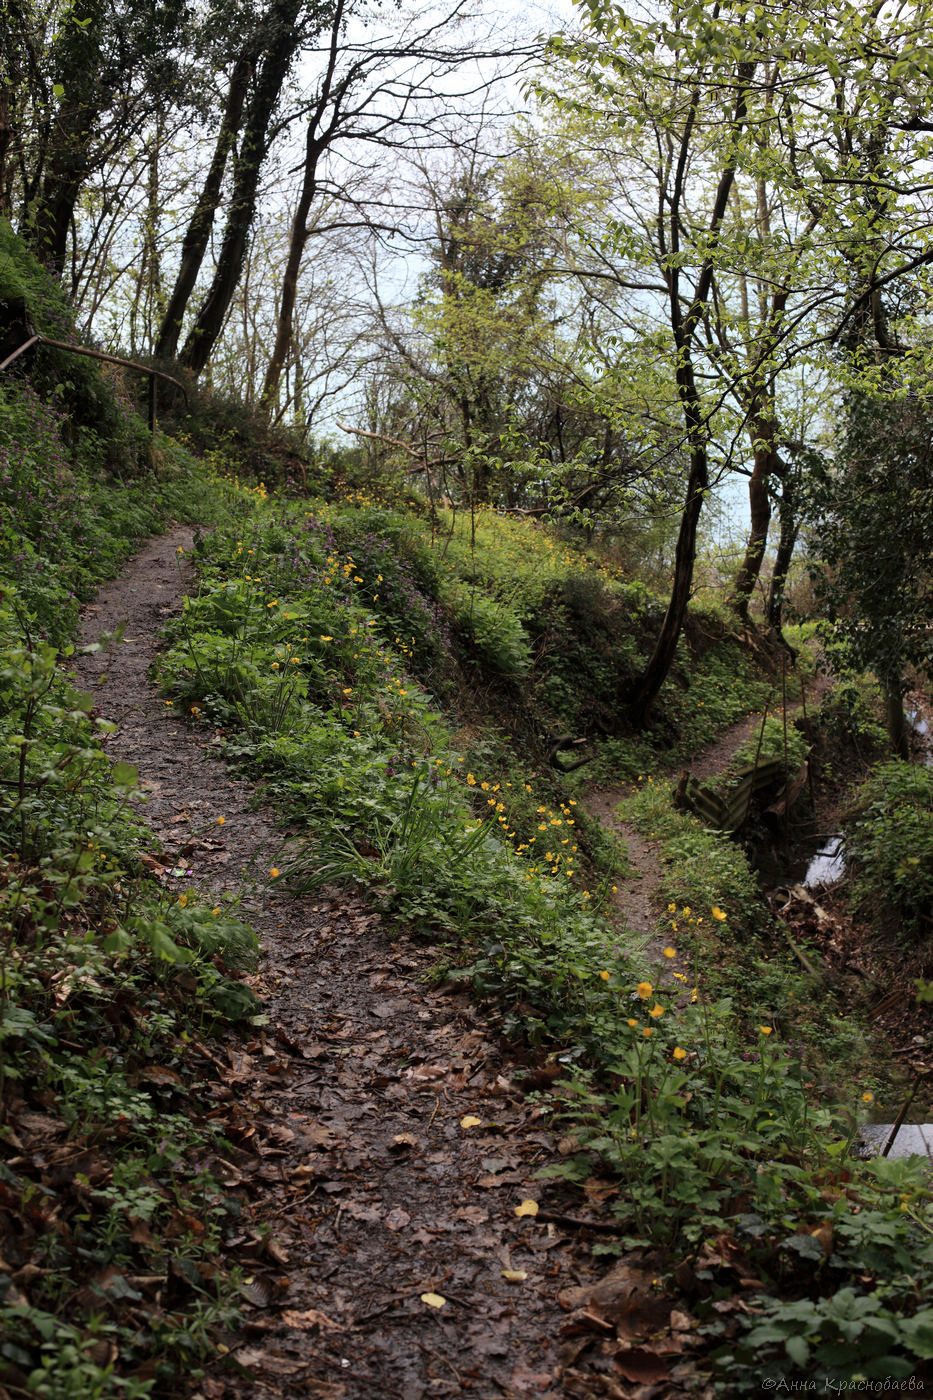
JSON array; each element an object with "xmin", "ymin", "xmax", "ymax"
[{"xmin": 785, "ymin": 1335, "xmax": 809, "ymax": 1367}]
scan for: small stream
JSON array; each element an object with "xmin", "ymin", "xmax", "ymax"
[
  {"xmin": 857, "ymin": 1123, "xmax": 933, "ymax": 1161},
  {"xmin": 801, "ymin": 834, "xmax": 846, "ymax": 889}
]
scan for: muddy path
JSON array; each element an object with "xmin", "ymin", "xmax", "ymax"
[{"xmin": 72, "ymin": 532, "xmax": 666, "ymax": 1400}]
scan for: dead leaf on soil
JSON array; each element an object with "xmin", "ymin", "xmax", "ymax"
[
  {"xmin": 384, "ymin": 1207, "xmax": 411, "ymax": 1231},
  {"xmin": 558, "ymin": 1260, "xmax": 672, "ymax": 1342},
  {"xmin": 232, "ymin": 1348, "xmax": 308, "ymax": 1375},
  {"xmin": 342, "ymin": 1200, "xmax": 382, "ymax": 1223},
  {"xmin": 279, "ymin": 1308, "xmax": 344, "ymax": 1332},
  {"xmin": 611, "ymin": 1350, "xmax": 671, "ymax": 1386},
  {"xmin": 454, "ymin": 1206, "xmax": 489, "ymax": 1225}
]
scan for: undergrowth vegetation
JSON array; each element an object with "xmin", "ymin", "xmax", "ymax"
[
  {"xmin": 0, "ymin": 422, "xmax": 262, "ymax": 1394},
  {"xmin": 157, "ymin": 489, "xmax": 933, "ymax": 1390},
  {"xmin": 844, "ymin": 760, "xmax": 933, "ymax": 940}
]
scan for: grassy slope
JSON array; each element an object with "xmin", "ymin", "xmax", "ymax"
[{"xmin": 157, "ymin": 483, "xmax": 933, "ymax": 1390}]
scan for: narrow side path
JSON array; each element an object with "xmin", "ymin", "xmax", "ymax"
[
  {"xmin": 72, "ymin": 533, "xmax": 620, "ymax": 1400},
  {"xmin": 581, "ymin": 708, "xmax": 768, "ymax": 963}
]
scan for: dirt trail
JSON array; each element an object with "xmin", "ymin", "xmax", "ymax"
[{"xmin": 72, "ymin": 532, "xmax": 623, "ymax": 1400}]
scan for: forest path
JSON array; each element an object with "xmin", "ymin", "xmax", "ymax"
[{"xmin": 71, "ymin": 531, "xmax": 631, "ymax": 1400}]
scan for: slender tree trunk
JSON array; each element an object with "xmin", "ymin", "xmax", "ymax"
[
  {"xmin": 0, "ymin": 89, "xmax": 12, "ymax": 216},
  {"xmin": 883, "ymin": 680, "xmax": 909, "ymax": 759},
  {"xmin": 180, "ymin": 0, "xmax": 303, "ymax": 377},
  {"xmin": 626, "ymin": 60, "xmax": 755, "ymax": 725},
  {"xmin": 731, "ymin": 416, "xmax": 776, "ymax": 623},
  {"xmin": 260, "ymin": 0, "xmax": 347, "ymax": 411},
  {"xmin": 627, "ymin": 440, "xmax": 707, "ymax": 725},
  {"xmin": 766, "ymin": 470, "xmax": 798, "ymax": 631},
  {"xmin": 155, "ymin": 53, "xmax": 251, "ymax": 360},
  {"xmin": 259, "ymin": 141, "xmax": 321, "ymax": 411}
]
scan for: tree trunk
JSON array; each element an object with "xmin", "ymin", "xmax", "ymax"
[
  {"xmin": 731, "ymin": 434, "xmax": 775, "ymax": 623},
  {"xmin": 30, "ymin": 124, "xmax": 90, "ymax": 272},
  {"xmin": 0, "ymin": 89, "xmax": 11, "ymax": 216},
  {"xmin": 155, "ymin": 52, "xmax": 251, "ymax": 360},
  {"xmin": 626, "ymin": 59, "xmax": 755, "ymax": 726},
  {"xmin": 260, "ymin": 0, "xmax": 347, "ymax": 411},
  {"xmin": 180, "ymin": 0, "xmax": 303, "ymax": 377},
  {"xmin": 883, "ymin": 680, "xmax": 909, "ymax": 759},
  {"xmin": 766, "ymin": 470, "xmax": 798, "ymax": 631},
  {"xmin": 626, "ymin": 441, "xmax": 707, "ymax": 725}
]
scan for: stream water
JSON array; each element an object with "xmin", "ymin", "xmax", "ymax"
[{"xmin": 856, "ymin": 1123, "xmax": 933, "ymax": 1161}]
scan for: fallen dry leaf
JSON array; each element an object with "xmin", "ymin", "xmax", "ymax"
[
  {"xmin": 614, "ymin": 1347, "xmax": 670, "ymax": 1384},
  {"xmin": 279, "ymin": 1308, "xmax": 344, "ymax": 1332}
]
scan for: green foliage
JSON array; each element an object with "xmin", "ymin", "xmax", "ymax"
[
  {"xmin": 448, "ymin": 585, "xmax": 531, "ymax": 678},
  {"xmin": 0, "ymin": 380, "xmax": 245, "ymax": 641},
  {"xmin": 0, "ymin": 418, "xmax": 262, "ymax": 1393},
  {"xmin": 716, "ymin": 1283, "xmax": 933, "ymax": 1388},
  {"xmin": 817, "ymin": 674, "xmax": 889, "ymax": 754},
  {"xmin": 844, "ymin": 760, "xmax": 933, "ymax": 936},
  {"xmin": 0, "ymin": 602, "xmax": 258, "ymax": 1394},
  {"xmin": 0, "ymin": 220, "xmax": 150, "ymax": 471},
  {"xmin": 809, "ymin": 394, "xmax": 933, "ymax": 694},
  {"xmin": 657, "ymin": 639, "xmax": 772, "ymax": 767}
]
